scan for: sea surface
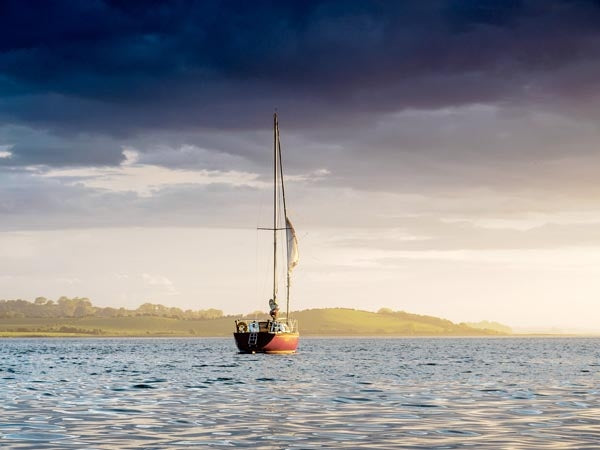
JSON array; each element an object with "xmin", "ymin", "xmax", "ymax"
[{"xmin": 0, "ymin": 337, "xmax": 599, "ymax": 448}]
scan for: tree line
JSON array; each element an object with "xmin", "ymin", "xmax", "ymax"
[{"xmin": 0, "ymin": 297, "xmax": 223, "ymax": 320}]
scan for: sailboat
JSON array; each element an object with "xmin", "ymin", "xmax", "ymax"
[{"xmin": 233, "ymin": 113, "xmax": 300, "ymax": 354}]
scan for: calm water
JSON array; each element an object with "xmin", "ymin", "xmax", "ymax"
[{"xmin": 0, "ymin": 337, "xmax": 599, "ymax": 448}]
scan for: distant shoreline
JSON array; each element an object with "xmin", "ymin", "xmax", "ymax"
[
  {"xmin": 3, "ymin": 300, "xmax": 594, "ymax": 337},
  {"xmin": 1, "ymin": 333, "xmax": 597, "ymax": 339}
]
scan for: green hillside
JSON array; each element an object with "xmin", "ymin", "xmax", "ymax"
[
  {"xmin": 292, "ymin": 308, "xmax": 500, "ymax": 336},
  {"xmin": 0, "ymin": 302, "xmax": 503, "ymax": 337}
]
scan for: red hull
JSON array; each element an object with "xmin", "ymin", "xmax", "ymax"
[{"xmin": 234, "ymin": 332, "xmax": 299, "ymax": 354}]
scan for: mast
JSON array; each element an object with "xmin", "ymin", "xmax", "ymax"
[{"xmin": 272, "ymin": 113, "xmax": 278, "ymax": 304}]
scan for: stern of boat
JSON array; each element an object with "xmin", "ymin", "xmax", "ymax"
[{"xmin": 233, "ymin": 319, "xmax": 299, "ymax": 353}]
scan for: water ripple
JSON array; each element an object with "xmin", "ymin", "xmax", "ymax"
[{"xmin": 0, "ymin": 337, "xmax": 599, "ymax": 448}]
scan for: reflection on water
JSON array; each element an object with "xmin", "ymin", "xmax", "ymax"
[{"xmin": 1, "ymin": 337, "xmax": 599, "ymax": 448}]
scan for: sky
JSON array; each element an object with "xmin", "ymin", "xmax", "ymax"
[{"xmin": 2, "ymin": 0, "xmax": 600, "ymax": 331}]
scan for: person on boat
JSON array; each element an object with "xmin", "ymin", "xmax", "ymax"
[{"xmin": 269, "ymin": 298, "xmax": 279, "ymax": 319}]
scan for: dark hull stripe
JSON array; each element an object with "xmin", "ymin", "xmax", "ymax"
[{"xmin": 233, "ymin": 332, "xmax": 299, "ymax": 353}]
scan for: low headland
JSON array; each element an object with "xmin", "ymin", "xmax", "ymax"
[{"xmin": 0, "ymin": 297, "xmax": 513, "ymax": 337}]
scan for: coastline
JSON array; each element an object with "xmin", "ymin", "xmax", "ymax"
[
  {"xmin": 2, "ymin": 305, "xmax": 594, "ymax": 338},
  {"xmin": 1, "ymin": 332, "xmax": 597, "ymax": 338}
]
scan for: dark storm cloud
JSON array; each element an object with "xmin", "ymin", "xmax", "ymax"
[
  {"xmin": 0, "ymin": 124, "xmax": 124, "ymax": 166},
  {"xmin": 2, "ymin": 0, "xmax": 600, "ymax": 157}
]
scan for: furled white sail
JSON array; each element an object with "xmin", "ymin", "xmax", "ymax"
[{"xmin": 286, "ymin": 217, "xmax": 299, "ymax": 275}]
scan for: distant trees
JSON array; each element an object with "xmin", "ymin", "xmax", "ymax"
[
  {"xmin": 0, "ymin": 297, "xmax": 223, "ymax": 320},
  {"xmin": 57, "ymin": 297, "xmax": 80, "ymax": 317},
  {"xmin": 133, "ymin": 302, "xmax": 222, "ymax": 319}
]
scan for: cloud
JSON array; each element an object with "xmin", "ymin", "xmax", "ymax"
[
  {"xmin": 0, "ymin": 124, "xmax": 124, "ymax": 166},
  {"xmin": 2, "ymin": 1, "xmax": 600, "ymax": 205},
  {"xmin": 2, "ymin": 0, "xmax": 600, "ymax": 244},
  {"xmin": 2, "ymin": 1, "xmax": 600, "ymax": 138},
  {"xmin": 142, "ymin": 273, "xmax": 179, "ymax": 296},
  {"xmin": 330, "ymin": 218, "xmax": 600, "ymax": 252},
  {"xmin": 39, "ymin": 148, "xmax": 269, "ymax": 196}
]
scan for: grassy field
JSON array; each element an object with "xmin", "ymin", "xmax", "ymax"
[
  {"xmin": 0, "ymin": 308, "xmax": 502, "ymax": 337},
  {"xmin": 0, "ymin": 316, "xmax": 236, "ymax": 337}
]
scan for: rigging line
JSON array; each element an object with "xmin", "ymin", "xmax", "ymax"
[
  {"xmin": 272, "ymin": 113, "xmax": 278, "ymax": 302},
  {"xmin": 277, "ymin": 120, "xmax": 288, "ymax": 219},
  {"xmin": 277, "ymin": 116, "xmax": 292, "ymax": 324}
]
